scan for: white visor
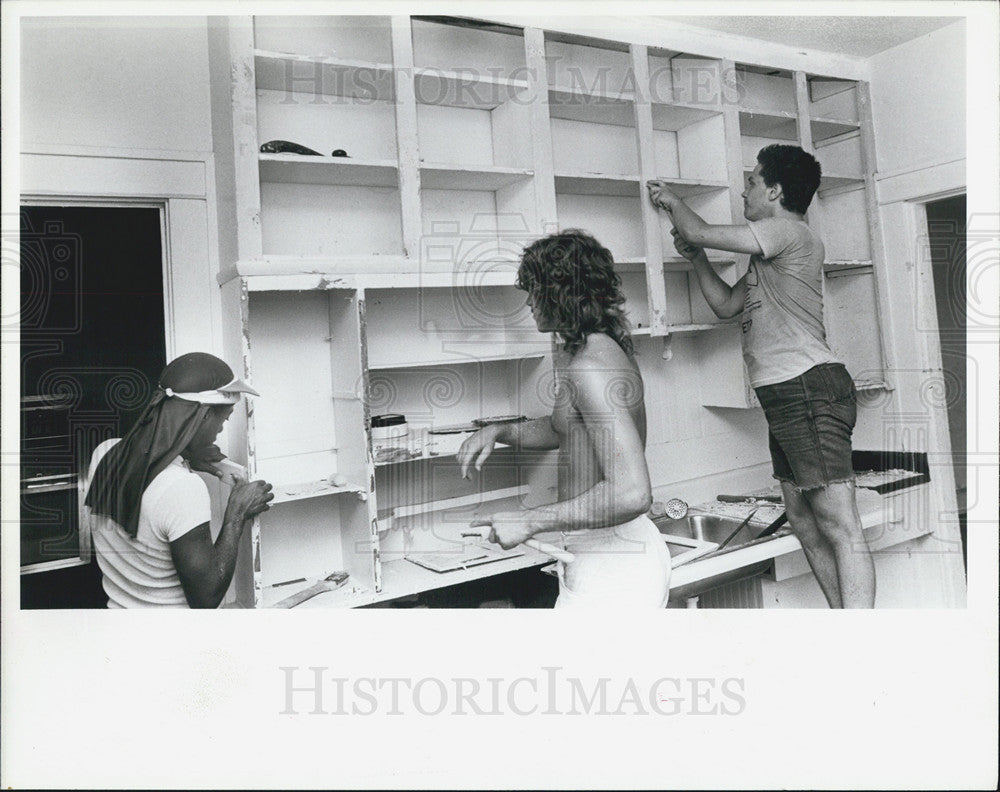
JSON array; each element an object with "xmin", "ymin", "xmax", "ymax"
[{"xmin": 164, "ymin": 377, "xmax": 260, "ymax": 404}]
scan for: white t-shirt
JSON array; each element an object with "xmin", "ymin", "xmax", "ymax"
[
  {"xmin": 741, "ymin": 216, "xmax": 839, "ymax": 387},
  {"xmin": 86, "ymin": 438, "xmax": 211, "ymax": 608}
]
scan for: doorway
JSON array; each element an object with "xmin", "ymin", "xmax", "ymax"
[
  {"xmin": 924, "ymin": 194, "xmax": 967, "ymax": 570},
  {"xmin": 20, "ymin": 204, "xmax": 167, "ymax": 607}
]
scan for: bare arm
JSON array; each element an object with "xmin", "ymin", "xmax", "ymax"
[
  {"xmin": 475, "ymin": 350, "xmax": 652, "ymax": 543},
  {"xmin": 648, "ymin": 180, "xmax": 763, "ymax": 255},
  {"xmin": 672, "ymin": 226, "xmax": 746, "ymax": 320},
  {"xmin": 458, "ymin": 417, "xmax": 559, "ymax": 478},
  {"xmin": 170, "ymin": 479, "xmax": 273, "ymax": 608}
]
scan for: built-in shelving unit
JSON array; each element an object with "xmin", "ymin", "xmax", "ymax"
[{"xmin": 213, "ymin": 15, "xmax": 889, "ymax": 606}]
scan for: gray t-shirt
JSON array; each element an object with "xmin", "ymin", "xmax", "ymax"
[{"xmin": 740, "ymin": 216, "xmax": 838, "ymax": 387}]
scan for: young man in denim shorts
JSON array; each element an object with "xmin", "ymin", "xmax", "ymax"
[{"xmin": 647, "ymin": 144, "xmax": 875, "ymax": 608}]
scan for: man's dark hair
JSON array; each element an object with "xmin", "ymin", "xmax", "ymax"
[{"xmin": 757, "ymin": 144, "xmax": 822, "ymax": 215}]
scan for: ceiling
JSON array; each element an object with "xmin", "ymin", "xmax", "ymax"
[{"xmin": 668, "ymin": 16, "xmax": 960, "ymax": 57}]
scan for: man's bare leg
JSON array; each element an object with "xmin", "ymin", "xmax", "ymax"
[
  {"xmin": 804, "ymin": 481, "xmax": 876, "ymax": 608},
  {"xmin": 780, "ymin": 481, "xmax": 842, "ymax": 607}
]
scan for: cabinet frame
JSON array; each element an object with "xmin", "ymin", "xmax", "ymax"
[{"xmin": 213, "ymin": 15, "xmax": 891, "ymax": 604}]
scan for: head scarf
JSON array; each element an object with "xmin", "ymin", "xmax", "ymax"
[{"xmin": 84, "ymin": 352, "xmax": 258, "ymax": 538}]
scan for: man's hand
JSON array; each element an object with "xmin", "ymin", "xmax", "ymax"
[
  {"xmin": 226, "ymin": 479, "xmax": 274, "ymax": 523},
  {"xmin": 647, "ymin": 180, "xmax": 681, "ymax": 213},
  {"xmin": 184, "ymin": 443, "xmax": 226, "ymax": 475},
  {"xmin": 457, "ymin": 425, "xmax": 502, "ymax": 479},
  {"xmin": 469, "ymin": 511, "xmax": 535, "ymax": 550},
  {"xmin": 671, "ymin": 227, "xmax": 703, "ymax": 261}
]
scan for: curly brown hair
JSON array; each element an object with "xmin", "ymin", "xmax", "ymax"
[{"xmin": 516, "ymin": 229, "xmax": 634, "ymax": 357}]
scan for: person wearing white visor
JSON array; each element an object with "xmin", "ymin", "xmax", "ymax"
[{"xmin": 85, "ymin": 352, "xmax": 273, "ymax": 608}]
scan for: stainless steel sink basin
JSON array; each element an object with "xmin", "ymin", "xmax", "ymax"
[
  {"xmin": 654, "ymin": 513, "xmax": 785, "ymax": 603},
  {"xmin": 656, "ymin": 513, "xmax": 769, "ymax": 554}
]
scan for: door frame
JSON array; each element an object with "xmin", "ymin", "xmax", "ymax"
[{"xmin": 16, "ymin": 145, "xmax": 224, "ymax": 573}]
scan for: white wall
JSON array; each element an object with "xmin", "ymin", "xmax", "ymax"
[
  {"xmin": 868, "ymin": 21, "xmax": 966, "ymax": 176},
  {"xmin": 857, "ymin": 20, "xmax": 969, "ymax": 606},
  {"xmin": 21, "ymin": 16, "xmax": 212, "ymax": 153}
]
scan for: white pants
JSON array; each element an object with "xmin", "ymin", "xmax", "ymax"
[{"xmin": 555, "ymin": 515, "xmax": 671, "ymax": 608}]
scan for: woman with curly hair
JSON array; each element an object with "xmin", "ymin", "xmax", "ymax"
[{"xmin": 458, "ymin": 229, "xmax": 670, "ymax": 608}]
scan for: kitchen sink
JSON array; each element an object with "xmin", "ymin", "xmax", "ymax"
[
  {"xmin": 656, "ymin": 513, "xmax": 776, "ymax": 555},
  {"xmin": 655, "ymin": 513, "xmax": 787, "ymax": 603}
]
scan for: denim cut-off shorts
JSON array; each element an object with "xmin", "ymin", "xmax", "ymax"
[{"xmin": 754, "ymin": 363, "xmax": 857, "ymax": 492}]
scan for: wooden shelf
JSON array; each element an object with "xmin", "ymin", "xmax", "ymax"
[
  {"xmin": 738, "ymin": 109, "xmax": 799, "ymax": 140},
  {"xmin": 554, "ymin": 171, "xmax": 642, "ymax": 197},
  {"xmin": 414, "ymin": 67, "xmax": 528, "ymax": 110},
  {"xmin": 368, "ymin": 350, "xmax": 548, "ymax": 370},
  {"xmin": 853, "ymin": 379, "xmax": 892, "ymax": 392},
  {"xmin": 547, "ymin": 86, "xmax": 635, "ymax": 126},
  {"xmin": 651, "ymin": 101, "xmax": 721, "ymax": 132},
  {"xmin": 419, "ymin": 163, "xmax": 534, "ymax": 191},
  {"xmin": 823, "ymin": 260, "xmax": 873, "ymax": 276},
  {"xmin": 270, "ymin": 478, "xmax": 367, "ymax": 505},
  {"xmin": 218, "ymin": 260, "xmax": 530, "ymax": 288},
  {"xmin": 259, "ymin": 154, "xmax": 398, "ymax": 187},
  {"xmin": 373, "ymin": 549, "xmax": 551, "ymax": 604},
  {"xmin": 649, "ymin": 176, "xmax": 730, "ymax": 198},
  {"xmin": 663, "ymin": 322, "xmax": 732, "ymax": 334},
  {"xmin": 810, "ymin": 116, "xmax": 861, "ymax": 142},
  {"xmin": 254, "ymin": 51, "xmax": 395, "ymax": 100},
  {"xmin": 374, "ymin": 434, "xmax": 513, "ymax": 468}
]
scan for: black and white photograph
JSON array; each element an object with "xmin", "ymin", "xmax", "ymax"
[{"xmin": 2, "ymin": 1, "xmax": 997, "ymax": 788}]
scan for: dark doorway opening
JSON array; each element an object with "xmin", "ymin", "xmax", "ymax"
[
  {"xmin": 924, "ymin": 194, "xmax": 967, "ymax": 572},
  {"xmin": 20, "ymin": 204, "xmax": 167, "ymax": 608}
]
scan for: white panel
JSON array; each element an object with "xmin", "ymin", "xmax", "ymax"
[
  {"xmin": 21, "ymin": 153, "xmax": 207, "ymax": 198},
  {"xmin": 810, "ymin": 82, "xmax": 858, "ymax": 121},
  {"xmin": 248, "ymin": 291, "xmax": 338, "ymax": 483},
  {"xmin": 491, "ymin": 100, "xmax": 534, "ymax": 169},
  {"xmin": 818, "ymin": 188, "xmax": 871, "ymax": 260},
  {"xmin": 545, "ymin": 39, "xmax": 632, "ymax": 96},
  {"xmin": 825, "ymin": 271, "xmax": 885, "ymax": 380},
  {"xmin": 815, "ymin": 134, "xmax": 864, "ymax": 176},
  {"xmin": 21, "ymin": 17, "xmax": 212, "ymax": 152},
  {"xmin": 676, "ymin": 114, "xmax": 727, "ymax": 181},
  {"xmin": 616, "ymin": 270, "xmax": 651, "ymax": 331},
  {"xmin": 256, "ymin": 88, "xmax": 398, "ymax": 161},
  {"xmin": 652, "ymin": 129, "xmax": 680, "ymax": 177},
  {"xmin": 260, "ymin": 182, "xmax": 403, "ymax": 256},
  {"xmin": 555, "ymin": 194, "xmax": 644, "ymax": 260},
  {"xmin": 736, "ymin": 70, "xmax": 796, "ymax": 114},
  {"xmin": 741, "ymin": 136, "xmax": 787, "ymax": 169},
  {"xmin": 165, "ymin": 199, "xmax": 218, "ymax": 357},
  {"xmin": 550, "ymin": 118, "xmax": 639, "ymax": 175},
  {"xmin": 867, "ymin": 22, "xmax": 965, "ymax": 175},
  {"xmin": 257, "ymin": 498, "xmax": 346, "ymax": 586},
  {"xmin": 254, "ymin": 15, "xmax": 393, "ymax": 62},
  {"xmin": 647, "ymin": 53, "xmax": 679, "ymax": 104},
  {"xmin": 411, "ymin": 19, "xmax": 525, "ymax": 75},
  {"xmin": 417, "ymin": 104, "xmax": 495, "ymax": 166},
  {"xmin": 671, "ymin": 57, "xmax": 723, "ymax": 106}
]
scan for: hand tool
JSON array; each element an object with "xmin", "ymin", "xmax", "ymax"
[
  {"xmin": 461, "ymin": 528, "xmax": 575, "ymax": 564},
  {"xmin": 271, "ymin": 571, "xmax": 350, "ymax": 608}
]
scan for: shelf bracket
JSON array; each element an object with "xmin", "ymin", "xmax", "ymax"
[{"xmin": 661, "ymin": 334, "xmax": 674, "ymax": 361}]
